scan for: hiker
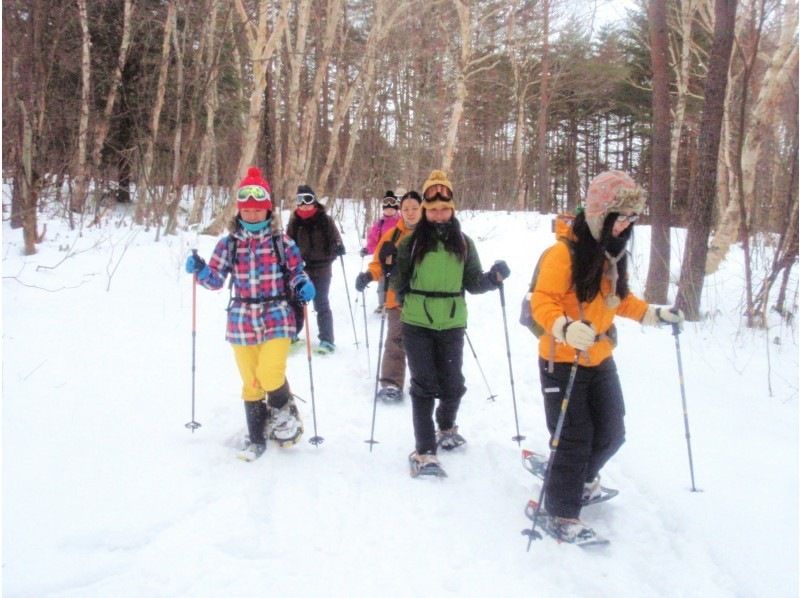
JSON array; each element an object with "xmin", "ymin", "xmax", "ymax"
[
  {"xmin": 530, "ymin": 169, "xmax": 684, "ymax": 542},
  {"xmin": 185, "ymin": 167, "xmax": 315, "ymax": 460},
  {"xmin": 361, "ymin": 190, "xmax": 401, "ymax": 312},
  {"xmin": 354, "ymin": 190, "xmax": 423, "ymax": 401},
  {"xmin": 286, "ymin": 185, "xmax": 345, "ymax": 355},
  {"xmin": 390, "ymin": 170, "xmax": 510, "ymax": 477}
]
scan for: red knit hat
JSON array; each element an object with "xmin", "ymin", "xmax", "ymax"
[{"xmin": 236, "ymin": 166, "xmax": 272, "ymax": 211}]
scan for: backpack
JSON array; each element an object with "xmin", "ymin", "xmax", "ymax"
[
  {"xmin": 520, "ymin": 215, "xmax": 618, "ymax": 359},
  {"xmin": 227, "ymin": 233, "xmax": 305, "ymax": 331},
  {"xmin": 519, "ymin": 238, "xmax": 574, "ymax": 337}
]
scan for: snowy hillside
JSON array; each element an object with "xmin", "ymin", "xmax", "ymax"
[{"xmin": 3, "ymin": 203, "xmax": 798, "ymax": 597}]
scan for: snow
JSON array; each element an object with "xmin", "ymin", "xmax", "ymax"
[{"xmin": 3, "ymin": 202, "xmax": 798, "ymax": 597}]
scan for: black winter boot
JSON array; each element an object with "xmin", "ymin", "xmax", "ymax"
[
  {"xmin": 237, "ymin": 400, "xmax": 268, "ymax": 461},
  {"xmin": 243, "ymin": 400, "xmax": 268, "ymax": 444}
]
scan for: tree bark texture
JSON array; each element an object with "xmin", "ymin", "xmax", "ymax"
[
  {"xmin": 676, "ymin": 0, "xmax": 738, "ymax": 320},
  {"xmin": 645, "ymin": 0, "xmax": 672, "ymax": 304}
]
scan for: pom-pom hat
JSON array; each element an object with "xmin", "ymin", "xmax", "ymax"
[
  {"xmin": 584, "ymin": 170, "xmax": 645, "ymax": 241},
  {"xmin": 421, "ymin": 169, "xmax": 455, "ymax": 211},
  {"xmin": 236, "ymin": 166, "xmax": 273, "ymax": 211}
]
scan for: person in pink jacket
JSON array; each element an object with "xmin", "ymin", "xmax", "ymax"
[{"xmin": 361, "ymin": 190, "xmax": 401, "ymax": 311}]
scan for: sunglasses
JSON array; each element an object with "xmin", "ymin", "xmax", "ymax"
[
  {"xmin": 237, "ymin": 185, "xmax": 270, "ymax": 202},
  {"xmin": 615, "ymin": 213, "xmax": 639, "ymax": 223},
  {"xmin": 296, "ymin": 193, "xmax": 316, "ymax": 205},
  {"xmin": 423, "ymin": 185, "xmax": 453, "ymax": 201}
]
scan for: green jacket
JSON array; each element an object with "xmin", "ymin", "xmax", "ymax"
[{"xmin": 391, "ymin": 232, "xmax": 495, "ymax": 330}]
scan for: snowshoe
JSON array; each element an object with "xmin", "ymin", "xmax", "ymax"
[
  {"xmin": 377, "ymin": 385, "xmax": 403, "ymax": 403},
  {"xmin": 523, "ymin": 500, "xmax": 609, "ymax": 547},
  {"xmin": 267, "ymin": 400, "xmax": 304, "ymax": 447},
  {"xmin": 236, "ymin": 441, "xmax": 267, "ymax": 462},
  {"xmin": 521, "ymin": 449, "xmax": 619, "ymax": 506},
  {"xmin": 314, "ymin": 340, "xmax": 336, "ymax": 355},
  {"xmin": 436, "ymin": 427, "xmax": 466, "ymax": 451},
  {"xmin": 408, "ymin": 451, "xmax": 447, "ymax": 478}
]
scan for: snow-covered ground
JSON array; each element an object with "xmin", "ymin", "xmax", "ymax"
[{"xmin": 3, "ymin": 202, "xmax": 798, "ymax": 597}]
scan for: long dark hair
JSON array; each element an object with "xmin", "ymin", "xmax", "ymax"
[
  {"xmin": 408, "ymin": 212, "xmax": 467, "ymax": 265},
  {"xmin": 572, "ymin": 210, "xmax": 632, "ymax": 303}
]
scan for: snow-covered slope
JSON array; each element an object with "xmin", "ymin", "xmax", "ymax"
[{"xmin": 3, "ymin": 205, "xmax": 797, "ymax": 597}]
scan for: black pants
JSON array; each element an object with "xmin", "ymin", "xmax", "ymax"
[
  {"xmin": 306, "ymin": 268, "xmax": 334, "ymax": 344},
  {"xmin": 402, "ymin": 323, "xmax": 466, "ymax": 454},
  {"xmin": 539, "ymin": 357, "xmax": 626, "ymax": 519}
]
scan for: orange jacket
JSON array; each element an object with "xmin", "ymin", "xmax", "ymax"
[
  {"xmin": 531, "ymin": 216, "xmax": 648, "ymax": 366},
  {"xmin": 367, "ymin": 219, "xmax": 414, "ymax": 310}
]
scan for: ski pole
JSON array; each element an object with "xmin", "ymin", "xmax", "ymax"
[
  {"xmin": 304, "ymin": 303, "xmax": 324, "ymax": 446},
  {"xmin": 339, "ymin": 255, "xmax": 360, "ymax": 348},
  {"xmin": 498, "ymin": 282, "xmax": 525, "ymax": 444},
  {"xmin": 360, "ymin": 289, "xmax": 371, "ymax": 374},
  {"xmin": 465, "ymin": 330, "xmax": 498, "ymax": 401},
  {"xmin": 185, "ymin": 250, "xmax": 202, "ymax": 432},
  {"xmin": 524, "ymin": 352, "xmax": 580, "ymax": 551},
  {"xmin": 365, "ymin": 275, "xmax": 390, "ymax": 451},
  {"xmin": 671, "ymin": 321, "xmax": 698, "ymax": 491}
]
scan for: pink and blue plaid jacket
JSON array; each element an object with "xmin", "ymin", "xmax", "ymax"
[{"xmin": 199, "ymin": 228, "xmax": 309, "ymax": 345}]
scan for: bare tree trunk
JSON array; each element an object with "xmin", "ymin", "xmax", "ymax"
[
  {"xmin": 19, "ymin": 101, "xmax": 40, "ymax": 255},
  {"xmin": 441, "ymin": 0, "xmax": 472, "ymax": 173},
  {"xmin": 71, "ymin": 0, "xmax": 92, "ymax": 214},
  {"xmin": 293, "ymin": 0, "xmax": 343, "ymax": 189},
  {"xmin": 645, "ymin": 0, "xmax": 672, "ymax": 304},
  {"xmin": 91, "ymin": 0, "xmax": 133, "ymax": 174},
  {"xmin": 321, "ymin": 0, "xmax": 410, "ymax": 199},
  {"xmin": 189, "ymin": 0, "xmax": 225, "ymax": 225},
  {"xmin": 281, "ymin": 0, "xmax": 313, "ymax": 198},
  {"xmin": 164, "ymin": 6, "xmax": 188, "ymax": 237},
  {"xmin": 135, "ymin": 1, "xmax": 176, "ymax": 226},
  {"xmin": 204, "ymin": 0, "xmax": 290, "ymax": 235},
  {"xmin": 535, "ymin": 0, "xmax": 551, "ymax": 214},
  {"xmin": 676, "ymin": 0, "xmax": 738, "ymax": 320}
]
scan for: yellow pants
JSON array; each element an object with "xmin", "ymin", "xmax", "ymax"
[{"xmin": 231, "ymin": 338, "xmax": 291, "ymax": 401}]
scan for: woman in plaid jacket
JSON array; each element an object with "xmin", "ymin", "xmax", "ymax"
[{"xmin": 185, "ymin": 167, "xmax": 316, "ymax": 460}]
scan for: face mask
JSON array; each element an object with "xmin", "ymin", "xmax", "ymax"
[{"xmin": 240, "ymin": 218, "xmax": 271, "ymax": 233}]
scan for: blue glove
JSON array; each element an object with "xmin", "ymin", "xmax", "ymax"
[
  {"xmin": 296, "ymin": 279, "xmax": 316, "ymax": 303},
  {"xmin": 488, "ymin": 260, "xmax": 510, "ymax": 284},
  {"xmin": 185, "ymin": 254, "xmax": 207, "ymax": 274},
  {"xmin": 336, "ymin": 244, "xmax": 346, "ymax": 257}
]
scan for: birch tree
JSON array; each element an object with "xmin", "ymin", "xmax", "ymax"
[
  {"xmin": 205, "ymin": 0, "xmax": 291, "ymax": 235},
  {"xmin": 71, "ymin": 0, "xmax": 92, "ymax": 213}
]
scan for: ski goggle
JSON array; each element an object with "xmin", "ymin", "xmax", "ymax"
[
  {"xmin": 423, "ymin": 184, "xmax": 453, "ymax": 202},
  {"xmin": 237, "ymin": 185, "xmax": 271, "ymax": 202},
  {"xmin": 615, "ymin": 213, "xmax": 639, "ymax": 224},
  {"xmin": 296, "ymin": 193, "xmax": 316, "ymax": 205},
  {"xmin": 382, "ymin": 197, "xmax": 400, "ymax": 208}
]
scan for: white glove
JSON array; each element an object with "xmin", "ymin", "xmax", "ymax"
[
  {"xmin": 642, "ymin": 305, "xmax": 685, "ymax": 329},
  {"xmin": 552, "ymin": 315, "xmax": 596, "ymax": 351}
]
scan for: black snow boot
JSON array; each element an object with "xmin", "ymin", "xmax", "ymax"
[{"xmin": 244, "ymin": 399, "xmax": 268, "ymax": 445}]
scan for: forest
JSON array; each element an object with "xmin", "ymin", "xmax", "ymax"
[{"xmin": 2, "ymin": 0, "xmax": 798, "ymax": 322}]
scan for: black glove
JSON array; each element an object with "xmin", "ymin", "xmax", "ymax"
[
  {"xmin": 336, "ymin": 244, "xmax": 346, "ymax": 257},
  {"xmin": 359, "ymin": 247, "xmax": 369, "ymax": 257},
  {"xmin": 378, "ymin": 242, "xmax": 397, "ymax": 273},
  {"xmin": 488, "ymin": 260, "xmax": 510, "ymax": 285},
  {"xmin": 355, "ymin": 271, "xmax": 373, "ymax": 292}
]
